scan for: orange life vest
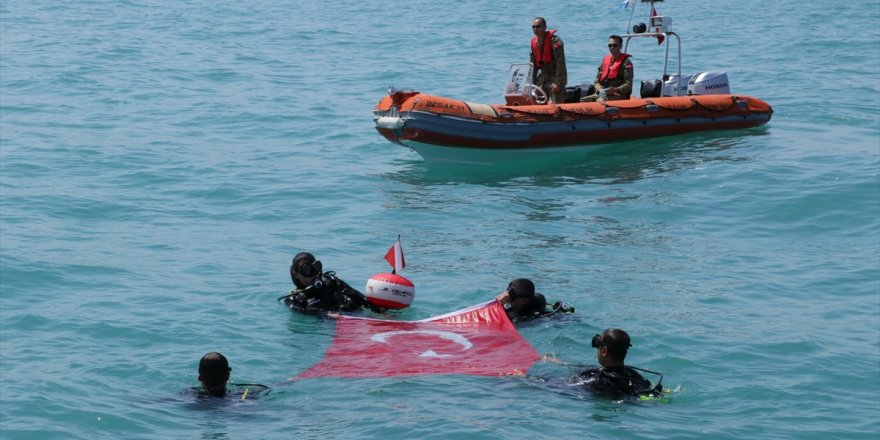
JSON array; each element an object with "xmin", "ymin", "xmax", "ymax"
[
  {"xmin": 599, "ymin": 53, "xmax": 631, "ymax": 82},
  {"xmin": 531, "ymin": 30, "xmax": 557, "ymax": 69}
]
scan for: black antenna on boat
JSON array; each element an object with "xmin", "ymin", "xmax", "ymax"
[{"xmin": 625, "ymin": 0, "xmax": 638, "ymax": 34}]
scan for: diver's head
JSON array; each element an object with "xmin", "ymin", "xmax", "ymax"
[
  {"xmin": 198, "ymin": 352, "xmax": 231, "ymax": 396},
  {"xmin": 503, "ymin": 278, "xmax": 536, "ymax": 315},
  {"xmin": 508, "ymin": 278, "xmax": 535, "ymax": 301},
  {"xmin": 507, "ymin": 278, "xmax": 535, "ymax": 300},
  {"xmin": 291, "ymin": 252, "xmax": 323, "ymax": 288},
  {"xmin": 591, "ymin": 328, "xmax": 632, "ymax": 367}
]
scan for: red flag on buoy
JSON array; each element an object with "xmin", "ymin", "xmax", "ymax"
[{"xmin": 384, "ymin": 236, "xmax": 406, "ymax": 274}]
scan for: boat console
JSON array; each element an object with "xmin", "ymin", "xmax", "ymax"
[{"xmin": 503, "ymin": 64, "xmax": 546, "ymax": 106}]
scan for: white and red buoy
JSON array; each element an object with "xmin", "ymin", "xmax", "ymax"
[
  {"xmin": 365, "ymin": 272, "xmax": 415, "ymax": 309},
  {"xmin": 365, "ymin": 236, "xmax": 415, "ymax": 309}
]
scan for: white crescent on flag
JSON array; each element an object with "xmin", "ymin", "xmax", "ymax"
[{"xmin": 371, "ymin": 329, "xmax": 474, "ymax": 357}]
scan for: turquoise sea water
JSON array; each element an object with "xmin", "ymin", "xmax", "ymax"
[{"xmin": 1, "ymin": 0, "xmax": 878, "ymax": 438}]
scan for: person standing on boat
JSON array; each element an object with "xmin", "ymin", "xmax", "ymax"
[
  {"xmin": 529, "ymin": 17, "xmax": 567, "ymax": 104},
  {"xmin": 581, "ymin": 35, "xmax": 633, "ymax": 102}
]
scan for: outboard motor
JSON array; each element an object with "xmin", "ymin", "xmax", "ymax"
[
  {"xmin": 687, "ymin": 72, "xmax": 730, "ymax": 95},
  {"xmin": 662, "ymin": 74, "xmax": 693, "ymax": 97}
]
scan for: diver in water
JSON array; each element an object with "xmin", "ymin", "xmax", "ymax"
[
  {"xmin": 197, "ymin": 352, "xmax": 231, "ymax": 398},
  {"xmin": 495, "ymin": 278, "xmax": 574, "ymax": 324},
  {"xmin": 195, "ymin": 352, "xmax": 268, "ymax": 400},
  {"xmin": 572, "ymin": 328, "xmax": 663, "ymax": 400},
  {"xmin": 282, "ymin": 252, "xmax": 382, "ymax": 314}
]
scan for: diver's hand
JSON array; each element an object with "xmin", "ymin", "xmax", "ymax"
[
  {"xmin": 495, "ymin": 291, "xmax": 511, "ymax": 304},
  {"xmin": 541, "ymin": 354, "xmax": 565, "ymax": 365}
]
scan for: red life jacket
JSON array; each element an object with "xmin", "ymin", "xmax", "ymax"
[
  {"xmin": 599, "ymin": 53, "xmax": 631, "ymax": 82},
  {"xmin": 531, "ymin": 30, "xmax": 557, "ymax": 69}
]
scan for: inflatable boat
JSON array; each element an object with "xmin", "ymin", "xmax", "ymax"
[
  {"xmin": 374, "ymin": 88, "xmax": 772, "ymax": 163},
  {"xmin": 374, "ymin": 4, "xmax": 773, "ymax": 164}
]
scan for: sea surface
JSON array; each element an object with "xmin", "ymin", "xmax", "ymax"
[{"xmin": 1, "ymin": 1, "xmax": 879, "ymax": 439}]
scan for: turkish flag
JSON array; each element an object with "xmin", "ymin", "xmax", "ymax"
[{"xmin": 296, "ymin": 301, "xmax": 540, "ymax": 379}]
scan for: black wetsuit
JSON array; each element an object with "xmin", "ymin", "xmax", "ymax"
[
  {"xmin": 190, "ymin": 384, "xmax": 270, "ymax": 400},
  {"xmin": 574, "ymin": 366, "xmax": 660, "ymax": 400},
  {"xmin": 511, "ymin": 293, "xmax": 574, "ymax": 322},
  {"xmin": 284, "ymin": 272, "xmax": 375, "ymax": 313}
]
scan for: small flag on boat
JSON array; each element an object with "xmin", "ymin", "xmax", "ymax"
[
  {"xmin": 616, "ymin": 0, "xmax": 635, "ymax": 9},
  {"xmin": 652, "ymin": 5, "xmax": 665, "ymax": 45},
  {"xmin": 384, "ymin": 236, "xmax": 406, "ymax": 274}
]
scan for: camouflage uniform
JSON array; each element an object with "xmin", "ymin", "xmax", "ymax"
[
  {"xmin": 581, "ymin": 56, "xmax": 634, "ymax": 102},
  {"xmin": 530, "ymin": 34, "xmax": 567, "ymax": 104}
]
